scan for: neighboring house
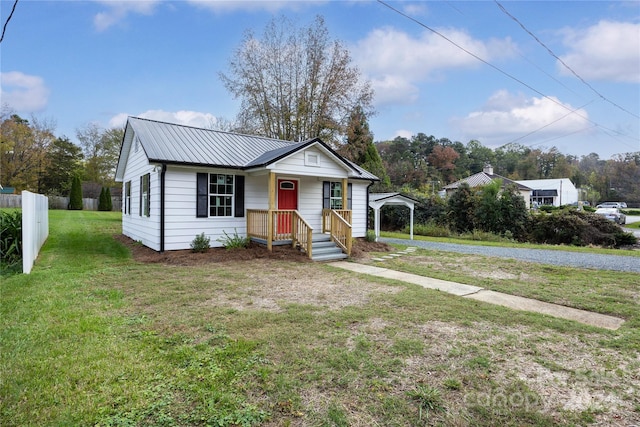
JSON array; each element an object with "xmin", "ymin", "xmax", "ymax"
[
  {"xmin": 515, "ymin": 178, "xmax": 578, "ymax": 207},
  {"xmin": 114, "ymin": 117, "xmax": 379, "ymax": 260},
  {"xmin": 442, "ymin": 165, "xmax": 532, "ymax": 208}
]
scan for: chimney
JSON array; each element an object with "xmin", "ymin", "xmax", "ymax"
[{"xmin": 483, "ymin": 164, "xmax": 494, "ymax": 175}]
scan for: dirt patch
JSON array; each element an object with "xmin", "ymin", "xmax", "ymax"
[{"xmin": 114, "ymin": 234, "xmax": 392, "ymax": 265}]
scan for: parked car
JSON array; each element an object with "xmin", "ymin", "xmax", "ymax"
[
  {"xmin": 595, "ymin": 202, "xmax": 627, "ymax": 209},
  {"xmin": 594, "ymin": 208, "xmax": 626, "ymax": 224}
]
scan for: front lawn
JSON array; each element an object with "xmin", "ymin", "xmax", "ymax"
[{"xmin": 1, "ymin": 211, "xmax": 638, "ymax": 426}]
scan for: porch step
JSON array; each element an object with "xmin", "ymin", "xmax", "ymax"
[{"xmin": 310, "ymin": 235, "xmax": 348, "ymax": 262}]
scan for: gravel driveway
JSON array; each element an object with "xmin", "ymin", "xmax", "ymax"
[{"xmin": 380, "ymin": 237, "xmax": 640, "ymax": 273}]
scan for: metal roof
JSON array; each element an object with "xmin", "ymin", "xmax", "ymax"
[
  {"xmin": 443, "ymin": 172, "xmax": 532, "ymax": 191},
  {"xmin": 369, "ymin": 192, "xmax": 420, "ymax": 203},
  {"xmin": 116, "ymin": 117, "xmax": 379, "ymax": 181}
]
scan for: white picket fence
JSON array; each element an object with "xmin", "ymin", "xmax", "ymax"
[{"xmin": 22, "ymin": 191, "xmax": 49, "ymax": 274}]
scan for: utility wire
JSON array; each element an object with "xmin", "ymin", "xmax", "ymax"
[
  {"xmin": 0, "ymin": 0, "xmax": 19, "ymax": 44},
  {"xmin": 376, "ymin": 0, "xmax": 639, "ymax": 147},
  {"xmin": 495, "ymin": 0, "xmax": 639, "ymax": 120},
  {"xmin": 502, "ymin": 99, "xmax": 597, "ymax": 146}
]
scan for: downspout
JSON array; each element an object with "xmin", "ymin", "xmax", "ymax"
[
  {"xmin": 366, "ymin": 180, "xmax": 374, "ymax": 233},
  {"xmin": 160, "ymin": 164, "xmax": 167, "ymax": 253}
]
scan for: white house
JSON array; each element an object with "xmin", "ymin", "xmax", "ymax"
[
  {"xmin": 442, "ymin": 165, "xmax": 533, "ymax": 208},
  {"xmin": 515, "ymin": 178, "xmax": 578, "ymax": 207},
  {"xmin": 114, "ymin": 117, "xmax": 379, "ymax": 261}
]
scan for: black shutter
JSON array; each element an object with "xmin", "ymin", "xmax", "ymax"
[
  {"xmin": 323, "ymin": 181, "xmax": 330, "ymax": 209},
  {"xmin": 234, "ymin": 175, "xmax": 245, "ymax": 217},
  {"xmin": 196, "ymin": 173, "xmax": 208, "ymax": 218},
  {"xmin": 348, "ymin": 183, "xmax": 352, "ymax": 210},
  {"xmin": 139, "ymin": 176, "xmax": 143, "ymax": 216}
]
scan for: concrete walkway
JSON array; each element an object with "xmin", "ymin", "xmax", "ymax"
[{"xmin": 328, "ymin": 261, "xmax": 625, "ymax": 330}]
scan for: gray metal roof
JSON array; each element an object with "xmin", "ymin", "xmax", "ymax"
[
  {"xmin": 443, "ymin": 172, "xmax": 532, "ymax": 191},
  {"xmin": 116, "ymin": 117, "xmax": 379, "ymax": 181}
]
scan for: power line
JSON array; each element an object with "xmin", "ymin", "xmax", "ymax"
[
  {"xmin": 0, "ymin": 0, "xmax": 19, "ymax": 44},
  {"xmin": 502, "ymin": 99, "xmax": 597, "ymax": 146},
  {"xmin": 375, "ymin": 0, "xmax": 639, "ymax": 147},
  {"xmin": 494, "ymin": 0, "xmax": 639, "ymax": 120}
]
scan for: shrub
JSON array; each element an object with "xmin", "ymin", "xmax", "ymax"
[
  {"xmin": 410, "ymin": 222, "xmax": 451, "ymax": 237},
  {"xmin": 190, "ymin": 232, "xmax": 211, "ymax": 253},
  {"xmin": 364, "ymin": 229, "xmax": 376, "ymax": 242},
  {"xmin": 68, "ymin": 176, "xmax": 83, "ymax": 210},
  {"xmin": 529, "ymin": 210, "xmax": 637, "ymax": 247},
  {"xmin": 217, "ymin": 229, "xmax": 250, "ymax": 249},
  {"xmin": 0, "ymin": 210, "xmax": 22, "ymax": 272}
]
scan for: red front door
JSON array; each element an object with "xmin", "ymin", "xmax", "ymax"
[{"xmin": 277, "ymin": 179, "xmax": 298, "ymax": 234}]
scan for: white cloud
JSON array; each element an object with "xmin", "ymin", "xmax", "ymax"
[
  {"xmin": 353, "ymin": 27, "xmax": 517, "ymax": 106},
  {"xmin": 0, "ymin": 71, "xmax": 50, "ymax": 112},
  {"xmin": 93, "ymin": 0, "xmax": 161, "ymax": 31},
  {"xmin": 393, "ymin": 129, "xmax": 414, "ymax": 139},
  {"xmin": 186, "ymin": 0, "xmax": 326, "ymax": 14},
  {"xmin": 559, "ymin": 20, "xmax": 640, "ymax": 83},
  {"xmin": 109, "ymin": 110, "xmax": 219, "ymax": 129},
  {"xmin": 451, "ymin": 90, "xmax": 591, "ymax": 142}
]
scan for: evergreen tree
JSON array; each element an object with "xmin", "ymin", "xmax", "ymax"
[
  {"xmin": 340, "ymin": 106, "xmax": 390, "ymax": 189},
  {"xmin": 68, "ymin": 176, "xmax": 83, "ymax": 210},
  {"xmin": 446, "ymin": 183, "xmax": 476, "ymax": 233},
  {"xmin": 105, "ymin": 187, "xmax": 113, "ymax": 211},
  {"xmin": 98, "ymin": 187, "xmax": 108, "ymax": 211}
]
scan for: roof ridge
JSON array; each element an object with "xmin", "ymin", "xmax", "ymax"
[{"xmin": 128, "ymin": 116, "xmax": 303, "ymax": 145}]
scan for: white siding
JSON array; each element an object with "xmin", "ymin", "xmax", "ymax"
[
  {"xmin": 163, "ymin": 167, "xmax": 251, "ymax": 250},
  {"xmin": 350, "ymin": 181, "xmax": 370, "ymax": 237},
  {"xmin": 271, "ymin": 147, "xmax": 348, "ymax": 179},
  {"xmin": 121, "ymin": 137, "xmax": 375, "ymax": 251},
  {"xmin": 121, "ymin": 136, "xmax": 160, "ymax": 250}
]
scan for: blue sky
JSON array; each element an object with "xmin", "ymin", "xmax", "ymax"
[{"xmin": 2, "ymin": 0, "xmax": 639, "ymax": 159}]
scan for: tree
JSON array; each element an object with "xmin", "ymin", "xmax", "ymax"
[
  {"xmin": 427, "ymin": 145, "xmax": 459, "ymax": 183},
  {"xmin": 339, "ymin": 106, "xmax": 390, "ymax": 189},
  {"xmin": 41, "ymin": 136, "xmax": 84, "ymax": 195},
  {"xmin": 474, "ymin": 179, "xmax": 502, "ymax": 233},
  {"xmin": 68, "ymin": 175, "xmax": 83, "ymax": 210},
  {"xmin": 220, "ymin": 15, "xmax": 374, "ymax": 146},
  {"xmin": 446, "ymin": 183, "xmax": 476, "ymax": 233},
  {"xmin": 76, "ymin": 123, "xmax": 123, "ymax": 186},
  {"xmin": 0, "ymin": 111, "xmax": 55, "ymax": 192}
]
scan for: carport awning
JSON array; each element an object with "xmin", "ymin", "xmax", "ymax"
[{"xmin": 369, "ymin": 193, "xmax": 419, "ymax": 241}]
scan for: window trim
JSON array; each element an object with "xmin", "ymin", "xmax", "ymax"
[
  {"xmin": 323, "ymin": 181, "xmax": 352, "ymax": 210},
  {"xmin": 196, "ymin": 173, "xmax": 245, "ymax": 218},
  {"xmin": 140, "ymin": 173, "xmax": 150, "ymax": 217},
  {"xmin": 124, "ymin": 181, "xmax": 131, "ymax": 215},
  {"xmin": 305, "ymin": 151, "xmax": 321, "ymax": 167}
]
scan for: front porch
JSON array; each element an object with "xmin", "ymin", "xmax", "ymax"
[{"xmin": 246, "ymin": 208, "xmax": 352, "ymax": 261}]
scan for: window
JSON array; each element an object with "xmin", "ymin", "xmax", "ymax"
[
  {"xmin": 323, "ymin": 181, "xmax": 352, "ymax": 210},
  {"xmin": 329, "ymin": 182, "xmax": 343, "ymax": 209},
  {"xmin": 124, "ymin": 181, "xmax": 131, "ymax": 214},
  {"xmin": 210, "ymin": 174, "xmax": 234, "ymax": 217},
  {"xmin": 140, "ymin": 173, "xmax": 150, "ymax": 217},
  {"xmin": 196, "ymin": 173, "xmax": 245, "ymax": 218},
  {"xmin": 305, "ymin": 151, "xmax": 320, "ymax": 167}
]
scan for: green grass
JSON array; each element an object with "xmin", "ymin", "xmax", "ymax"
[
  {"xmin": 381, "ymin": 230, "xmax": 640, "ymax": 257},
  {"xmin": 2, "ymin": 211, "xmax": 639, "ymax": 426}
]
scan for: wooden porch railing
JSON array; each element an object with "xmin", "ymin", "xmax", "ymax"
[
  {"xmin": 247, "ymin": 209, "xmax": 313, "ymax": 258},
  {"xmin": 325, "ymin": 209, "xmax": 352, "ymax": 256},
  {"xmin": 322, "ymin": 209, "xmax": 352, "ymax": 233}
]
